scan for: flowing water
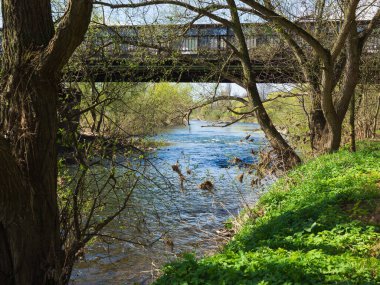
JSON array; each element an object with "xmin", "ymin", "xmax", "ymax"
[{"xmin": 71, "ymin": 120, "xmax": 268, "ymax": 284}]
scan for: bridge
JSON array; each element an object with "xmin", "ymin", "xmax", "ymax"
[{"xmin": 66, "ymin": 23, "xmax": 380, "ymax": 83}]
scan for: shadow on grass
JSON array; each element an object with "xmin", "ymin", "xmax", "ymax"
[
  {"xmin": 156, "ymin": 191, "xmax": 380, "ymax": 284},
  {"xmin": 230, "ymin": 193, "xmax": 368, "ymax": 255},
  {"xmin": 155, "ymin": 147, "xmax": 380, "ymax": 285}
]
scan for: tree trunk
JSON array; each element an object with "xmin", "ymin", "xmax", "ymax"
[
  {"xmin": 0, "ymin": 73, "xmax": 63, "ymax": 285},
  {"xmin": 311, "ymin": 25, "xmax": 360, "ymax": 154},
  {"xmin": 310, "ymin": 93, "xmax": 342, "ymax": 153},
  {"xmin": 0, "ymin": 1, "xmax": 62, "ymax": 283},
  {"xmin": 0, "ymin": 137, "xmax": 49, "ymax": 285},
  {"xmin": 308, "ymin": 85, "xmax": 343, "ymax": 154},
  {"xmin": 373, "ymin": 95, "xmax": 380, "ymax": 138},
  {"xmin": 309, "ymin": 98, "xmax": 328, "ymax": 153},
  {"xmin": 247, "ymin": 83, "xmax": 301, "ymax": 168},
  {"xmin": 0, "ymin": 0, "xmax": 93, "ymax": 284},
  {"xmin": 226, "ymin": 0, "xmax": 300, "ymax": 169},
  {"xmin": 350, "ymin": 94, "xmax": 356, "ymax": 152},
  {"xmin": 328, "ymin": 123, "xmax": 343, "ymax": 152}
]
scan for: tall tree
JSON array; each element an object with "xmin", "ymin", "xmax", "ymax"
[
  {"xmin": 226, "ymin": 0, "xmax": 301, "ymax": 166},
  {"xmin": 0, "ymin": 1, "xmax": 93, "ymax": 284},
  {"xmin": 238, "ymin": 0, "xmax": 380, "ymax": 152}
]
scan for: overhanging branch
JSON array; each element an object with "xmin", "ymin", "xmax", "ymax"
[{"xmin": 41, "ymin": 0, "xmax": 93, "ymax": 72}]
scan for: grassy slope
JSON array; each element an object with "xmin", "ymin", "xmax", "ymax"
[{"xmin": 155, "ymin": 142, "xmax": 380, "ymax": 285}]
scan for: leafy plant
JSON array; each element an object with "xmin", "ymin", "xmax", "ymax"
[{"xmin": 155, "ymin": 142, "xmax": 380, "ymax": 285}]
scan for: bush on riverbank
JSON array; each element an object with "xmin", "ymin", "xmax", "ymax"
[
  {"xmin": 78, "ymin": 82, "xmax": 194, "ymax": 136},
  {"xmin": 155, "ymin": 142, "xmax": 380, "ymax": 284}
]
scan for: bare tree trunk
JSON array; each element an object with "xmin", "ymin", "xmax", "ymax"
[
  {"xmin": 309, "ymin": 96, "xmax": 328, "ymax": 152},
  {"xmin": 227, "ymin": 0, "xmax": 300, "ymax": 168},
  {"xmin": 247, "ymin": 82, "xmax": 301, "ymax": 167},
  {"xmin": 316, "ymin": 25, "xmax": 360, "ymax": 153},
  {"xmin": 326, "ymin": 123, "xmax": 342, "ymax": 152}
]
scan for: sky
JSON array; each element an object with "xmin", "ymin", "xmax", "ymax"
[
  {"xmin": 192, "ymin": 83, "xmax": 296, "ymax": 98},
  {"xmin": 0, "ymin": 0, "xmax": 378, "ymax": 26},
  {"xmin": 91, "ymin": 0, "xmax": 380, "ymax": 25}
]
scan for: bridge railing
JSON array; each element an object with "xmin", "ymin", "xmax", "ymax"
[
  {"xmin": 82, "ymin": 34, "xmax": 281, "ymax": 59},
  {"xmin": 78, "ymin": 23, "xmax": 379, "ymax": 60}
]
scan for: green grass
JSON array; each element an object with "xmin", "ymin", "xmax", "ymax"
[{"xmin": 155, "ymin": 142, "xmax": 380, "ymax": 285}]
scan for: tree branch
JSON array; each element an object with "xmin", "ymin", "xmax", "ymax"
[
  {"xmin": 94, "ymin": 0, "xmax": 233, "ymax": 27},
  {"xmin": 331, "ymin": 0, "xmax": 360, "ymax": 61},
  {"xmin": 359, "ymin": 8, "xmax": 380, "ymax": 47},
  {"xmin": 240, "ymin": 0, "xmax": 331, "ymax": 64},
  {"xmin": 41, "ymin": 0, "xmax": 93, "ymax": 72}
]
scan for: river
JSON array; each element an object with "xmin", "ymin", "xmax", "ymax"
[{"xmin": 71, "ymin": 120, "xmax": 268, "ymax": 284}]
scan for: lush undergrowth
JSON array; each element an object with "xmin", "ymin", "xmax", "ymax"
[{"xmin": 155, "ymin": 142, "xmax": 380, "ymax": 285}]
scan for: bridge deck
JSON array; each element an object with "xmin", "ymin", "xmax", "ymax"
[{"xmin": 65, "ymin": 23, "xmax": 380, "ymax": 83}]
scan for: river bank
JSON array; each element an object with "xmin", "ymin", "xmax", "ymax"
[{"xmin": 155, "ymin": 141, "xmax": 380, "ymax": 284}]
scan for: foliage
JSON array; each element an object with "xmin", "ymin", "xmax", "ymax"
[
  {"xmin": 77, "ymin": 82, "xmax": 193, "ymax": 136},
  {"xmin": 265, "ymin": 90, "xmax": 311, "ymax": 154},
  {"xmin": 118, "ymin": 83, "xmax": 193, "ymax": 135},
  {"xmin": 265, "ymin": 85, "xmax": 380, "ymax": 157},
  {"xmin": 342, "ymin": 85, "xmax": 380, "ymax": 141},
  {"xmin": 194, "ymin": 100, "xmax": 253, "ymax": 123},
  {"xmin": 155, "ymin": 142, "xmax": 380, "ymax": 284}
]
